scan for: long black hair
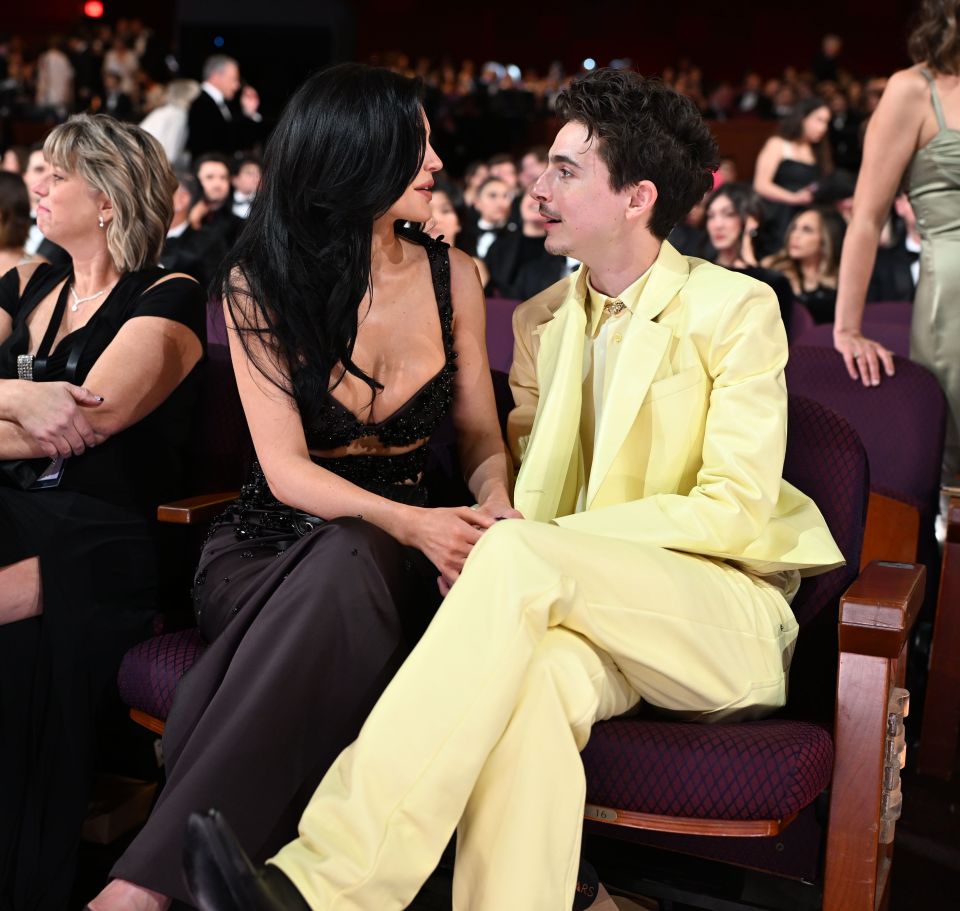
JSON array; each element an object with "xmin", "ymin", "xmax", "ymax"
[{"xmin": 217, "ymin": 63, "xmax": 426, "ymax": 418}]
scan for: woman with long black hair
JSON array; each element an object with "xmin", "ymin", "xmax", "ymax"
[{"xmin": 89, "ymin": 63, "xmax": 517, "ymax": 911}]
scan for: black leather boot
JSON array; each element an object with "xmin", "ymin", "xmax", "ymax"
[{"xmin": 184, "ymin": 809, "xmax": 312, "ymax": 911}]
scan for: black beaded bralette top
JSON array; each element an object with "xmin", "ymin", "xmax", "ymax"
[
  {"xmin": 240, "ymin": 228, "xmax": 457, "ymax": 512},
  {"xmin": 302, "ymin": 228, "xmax": 457, "ymax": 451}
]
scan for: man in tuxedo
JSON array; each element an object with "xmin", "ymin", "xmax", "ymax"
[
  {"xmin": 472, "ymin": 175, "xmax": 515, "ymax": 258},
  {"xmin": 186, "ymin": 69, "xmax": 843, "ymax": 911},
  {"xmin": 161, "ymin": 171, "xmax": 227, "ymax": 289},
  {"xmin": 868, "ymin": 194, "xmax": 920, "ymax": 303},
  {"xmin": 231, "ymin": 155, "xmax": 261, "ymax": 219},
  {"xmin": 186, "ymin": 54, "xmax": 264, "ymax": 159},
  {"xmin": 194, "ymin": 153, "xmax": 244, "ymax": 247},
  {"xmin": 485, "ymin": 191, "xmax": 550, "ymax": 297}
]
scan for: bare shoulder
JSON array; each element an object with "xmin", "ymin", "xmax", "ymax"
[
  {"xmin": 447, "ymin": 245, "xmax": 485, "ymax": 311},
  {"xmin": 758, "ymin": 135, "xmax": 782, "ymax": 155},
  {"xmin": 884, "ymin": 66, "xmax": 932, "ymax": 104},
  {"xmin": 145, "ymin": 271, "xmax": 200, "ymax": 292},
  {"xmin": 448, "ymin": 245, "xmax": 482, "ymax": 285}
]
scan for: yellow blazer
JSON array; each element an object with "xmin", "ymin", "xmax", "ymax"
[{"xmin": 507, "ymin": 241, "xmax": 844, "ymax": 576}]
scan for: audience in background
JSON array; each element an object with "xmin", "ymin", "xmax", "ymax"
[
  {"xmin": 139, "ymin": 78, "xmax": 201, "ymax": 168},
  {"xmin": 161, "ymin": 170, "xmax": 227, "ymax": 290},
  {"xmin": 485, "ymin": 191, "xmax": 548, "ymax": 297},
  {"xmin": 753, "ymin": 96, "xmax": 833, "ymax": 249},
  {"xmin": 194, "ymin": 152, "xmax": 243, "ymax": 246},
  {"xmin": 99, "ymin": 70, "xmax": 135, "ymax": 121},
  {"xmin": 187, "ymin": 54, "xmax": 263, "ymax": 159},
  {"xmin": 0, "ymin": 172, "xmax": 39, "ymax": 275},
  {"xmin": 704, "ymin": 182, "xmax": 795, "ymax": 333},
  {"xmin": 518, "ymin": 144, "xmax": 548, "ymax": 190},
  {"xmin": 426, "ymin": 182, "xmax": 490, "ymax": 287},
  {"xmin": 867, "ymin": 194, "xmax": 919, "ymax": 304},
  {"xmin": 230, "ymin": 155, "xmax": 261, "ymax": 219},
  {"xmin": 461, "ymin": 160, "xmax": 489, "ymax": 208},
  {"xmin": 472, "ymin": 176, "xmax": 515, "ymax": 258},
  {"xmin": 763, "ymin": 205, "xmax": 845, "ymax": 323},
  {"xmin": 35, "ymin": 36, "xmax": 74, "ymax": 120}
]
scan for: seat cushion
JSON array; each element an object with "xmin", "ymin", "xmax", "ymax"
[
  {"xmin": 582, "ymin": 718, "xmax": 833, "ymax": 821},
  {"xmin": 118, "ymin": 629, "xmax": 208, "ymax": 721}
]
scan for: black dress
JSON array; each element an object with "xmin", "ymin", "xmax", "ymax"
[
  {"xmin": 763, "ymin": 154, "xmax": 820, "ymax": 249},
  {"xmin": 0, "ymin": 264, "xmax": 205, "ymax": 911},
  {"xmin": 112, "ymin": 229, "xmax": 457, "ymax": 905}
]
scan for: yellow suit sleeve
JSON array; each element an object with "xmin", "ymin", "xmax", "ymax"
[
  {"xmin": 555, "ymin": 283, "xmax": 791, "ymax": 559},
  {"xmin": 506, "ymin": 303, "xmax": 540, "ymax": 468}
]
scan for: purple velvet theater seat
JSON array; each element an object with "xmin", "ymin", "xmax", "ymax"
[
  {"xmin": 864, "ymin": 300, "xmax": 913, "ymax": 325},
  {"xmin": 786, "ymin": 345, "xmax": 945, "ymax": 596},
  {"xmin": 118, "ymin": 629, "xmax": 207, "ymax": 721},
  {"xmin": 583, "ymin": 719, "xmax": 833, "ymax": 820},
  {"xmin": 581, "ymin": 396, "xmax": 867, "ymax": 867},
  {"xmin": 788, "ymin": 301, "xmax": 815, "ymax": 342},
  {"xmin": 793, "ymin": 321, "xmax": 910, "ymax": 357},
  {"xmin": 485, "ymin": 297, "xmax": 520, "ymax": 374}
]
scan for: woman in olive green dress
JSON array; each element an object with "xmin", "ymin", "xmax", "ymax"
[{"xmin": 833, "ymin": 0, "xmax": 960, "ymax": 481}]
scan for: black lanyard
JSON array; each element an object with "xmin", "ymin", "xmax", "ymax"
[{"xmin": 32, "ymin": 277, "xmax": 97, "ymax": 384}]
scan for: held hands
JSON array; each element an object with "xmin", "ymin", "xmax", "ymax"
[
  {"xmin": 833, "ymin": 327, "xmax": 896, "ymax": 387},
  {"xmin": 409, "ymin": 506, "xmax": 495, "ymax": 594},
  {"xmin": 16, "ymin": 381, "xmax": 105, "ymax": 458},
  {"xmin": 434, "ymin": 497, "xmax": 525, "ymax": 596}
]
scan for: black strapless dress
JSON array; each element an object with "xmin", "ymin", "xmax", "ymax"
[
  {"xmin": 764, "ymin": 157, "xmax": 820, "ymax": 250},
  {"xmin": 112, "ymin": 229, "xmax": 459, "ymax": 905}
]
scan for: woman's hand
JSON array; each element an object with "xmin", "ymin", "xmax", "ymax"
[
  {"xmin": 405, "ymin": 505, "xmax": 496, "ymax": 591},
  {"xmin": 473, "ymin": 496, "xmax": 524, "ymax": 524},
  {"xmin": 833, "ymin": 327, "xmax": 896, "ymax": 386},
  {"xmin": 793, "ymin": 187, "xmax": 815, "ymax": 206},
  {"xmin": 13, "ymin": 381, "xmax": 104, "ymax": 458}
]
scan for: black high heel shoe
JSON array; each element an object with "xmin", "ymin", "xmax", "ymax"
[{"xmin": 183, "ymin": 809, "xmax": 311, "ymax": 911}]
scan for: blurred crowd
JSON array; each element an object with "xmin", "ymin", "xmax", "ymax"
[{"xmin": 0, "ymin": 24, "xmax": 915, "ymax": 326}]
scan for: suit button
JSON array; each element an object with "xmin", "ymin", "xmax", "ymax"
[{"xmin": 613, "ymin": 334, "xmax": 623, "ymax": 343}]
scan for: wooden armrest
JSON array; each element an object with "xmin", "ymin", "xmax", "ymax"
[
  {"xmin": 946, "ymin": 493, "xmax": 960, "ymax": 545},
  {"xmin": 157, "ymin": 491, "xmax": 237, "ymax": 525},
  {"xmin": 838, "ymin": 560, "xmax": 926, "ymax": 659},
  {"xmin": 860, "ymin": 492, "xmax": 919, "ymax": 570}
]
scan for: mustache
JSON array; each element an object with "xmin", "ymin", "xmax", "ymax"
[{"xmin": 539, "ymin": 206, "xmax": 560, "ymax": 221}]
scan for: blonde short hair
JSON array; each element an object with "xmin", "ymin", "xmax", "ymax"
[{"xmin": 44, "ymin": 114, "xmax": 177, "ymax": 273}]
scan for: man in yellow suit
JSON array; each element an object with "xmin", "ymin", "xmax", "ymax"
[{"xmin": 185, "ymin": 69, "xmax": 843, "ymax": 911}]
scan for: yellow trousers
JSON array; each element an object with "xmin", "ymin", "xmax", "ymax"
[{"xmin": 271, "ymin": 519, "xmax": 798, "ymax": 910}]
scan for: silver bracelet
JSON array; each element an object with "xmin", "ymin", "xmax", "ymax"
[{"xmin": 16, "ymin": 354, "xmax": 34, "ymax": 381}]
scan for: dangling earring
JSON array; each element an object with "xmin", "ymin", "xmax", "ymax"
[{"xmin": 98, "ymin": 214, "xmax": 105, "ymax": 229}]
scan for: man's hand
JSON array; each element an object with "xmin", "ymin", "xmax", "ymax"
[{"xmin": 240, "ymin": 85, "xmax": 260, "ymax": 118}]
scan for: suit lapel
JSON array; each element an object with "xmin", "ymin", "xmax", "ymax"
[
  {"xmin": 513, "ymin": 271, "xmax": 588, "ymax": 522},
  {"xmin": 586, "ymin": 242, "xmax": 690, "ymax": 506}
]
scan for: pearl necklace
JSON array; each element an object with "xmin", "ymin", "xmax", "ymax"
[{"xmin": 70, "ymin": 284, "xmax": 106, "ymax": 312}]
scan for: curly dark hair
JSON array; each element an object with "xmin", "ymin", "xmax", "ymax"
[
  {"xmin": 909, "ymin": 0, "xmax": 960, "ymax": 74},
  {"xmin": 554, "ymin": 69, "xmax": 718, "ymax": 239}
]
